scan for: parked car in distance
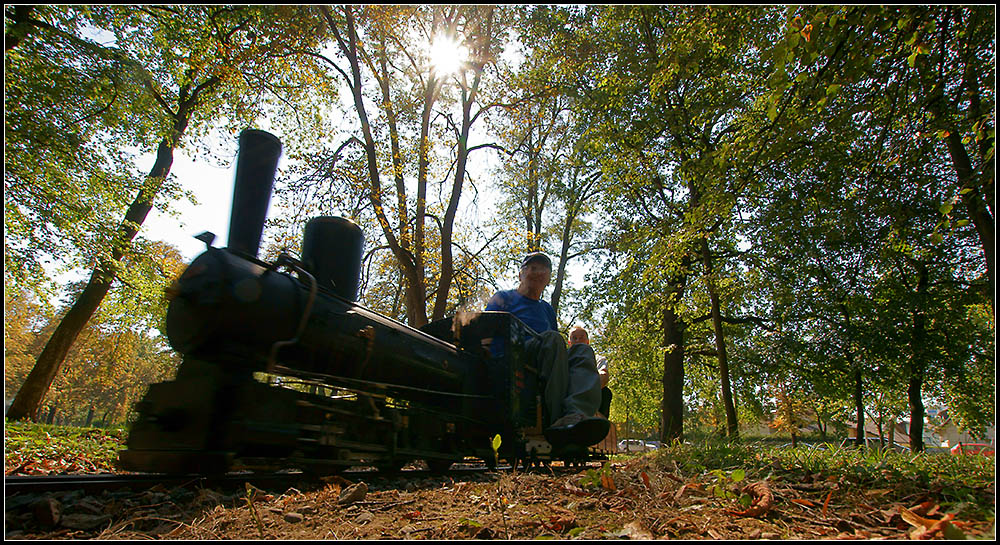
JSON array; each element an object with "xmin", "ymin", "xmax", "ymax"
[
  {"xmin": 644, "ymin": 441, "xmax": 661, "ymax": 450},
  {"xmin": 618, "ymin": 439, "xmax": 654, "ymax": 452},
  {"xmin": 950, "ymin": 443, "xmax": 995, "ymax": 456}
]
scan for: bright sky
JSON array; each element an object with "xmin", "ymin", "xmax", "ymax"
[
  {"xmin": 144, "ymin": 32, "xmax": 474, "ymax": 264},
  {"xmin": 135, "ymin": 31, "xmax": 593, "ymax": 313},
  {"xmin": 143, "ymin": 148, "xmax": 278, "ymax": 263}
]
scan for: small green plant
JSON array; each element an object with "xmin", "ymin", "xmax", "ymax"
[
  {"xmin": 490, "ymin": 434, "xmax": 512, "ymax": 539},
  {"xmin": 580, "ymin": 462, "xmax": 614, "ymax": 490},
  {"xmin": 491, "ymin": 433, "xmax": 502, "ymax": 468},
  {"xmin": 709, "ymin": 468, "xmax": 752, "ymax": 508},
  {"xmin": 244, "ymin": 482, "xmax": 265, "ymax": 538}
]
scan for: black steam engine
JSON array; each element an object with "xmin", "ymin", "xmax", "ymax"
[{"xmin": 119, "ymin": 130, "xmax": 606, "ymax": 475}]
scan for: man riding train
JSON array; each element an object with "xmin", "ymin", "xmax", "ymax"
[{"xmin": 485, "ymin": 252, "xmax": 610, "ymax": 448}]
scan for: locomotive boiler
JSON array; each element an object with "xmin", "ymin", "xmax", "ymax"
[{"xmin": 119, "ymin": 130, "xmax": 604, "ymax": 476}]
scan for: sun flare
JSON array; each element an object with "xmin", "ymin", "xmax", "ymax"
[{"xmin": 429, "ymin": 36, "xmax": 468, "ymax": 75}]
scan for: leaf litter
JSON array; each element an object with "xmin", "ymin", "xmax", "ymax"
[
  {"xmin": 5, "ymin": 429, "xmax": 995, "ymax": 540},
  {"xmin": 5, "ymin": 456, "xmax": 994, "ymax": 540}
]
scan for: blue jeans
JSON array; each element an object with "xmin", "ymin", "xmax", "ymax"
[{"xmin": 527, "ymin": 330, "xmax": 602, "ymax": 426}]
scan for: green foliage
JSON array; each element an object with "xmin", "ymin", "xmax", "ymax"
[
  {"xmin": 579, "ymin": 462, "xmax": 614, "ymax": 489},
  {"xmin": 652, "ymin": 438, "xmax": 994, "ymax": 519},
  {"xmin": 4, "ymin": 276, "xmax": 181, "ymax": 426},
  {"xmin": 4, "ymin": 421, "xmax": 127, "ymax": 473},
  {"xmin": 4, "ymin": 6, "xmax": 153, "ymax": 291}
]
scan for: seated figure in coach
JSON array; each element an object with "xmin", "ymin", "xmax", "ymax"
[{"xmin": 485, "ymin": 252, "xmax": 609, "ymax": 447}]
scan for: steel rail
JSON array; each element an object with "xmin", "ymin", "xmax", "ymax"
[
  {"xmin": 4, "ymin": 471, "xmax": 319, "ymax": 496},
  {"xmin": 2, "ymin": 465, "xmax": 520, "ymax": 497}
]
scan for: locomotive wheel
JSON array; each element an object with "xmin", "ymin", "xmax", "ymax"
[
  {"xmin": 298, "ymin": 463, "xmax": 345, "ymax": 477},
  {"xmin": 427, "ymin": 460, "xmax": 453, "ymax": 473},
  {"xmin": 376, "ymin": 460, "xmax": 405, "ymax": 473}
]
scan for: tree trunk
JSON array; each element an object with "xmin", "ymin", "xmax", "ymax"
[
  {"xmin": 661, "ymin": 274, "xmax": 687, "ymax": 442},
  {"xmin": 943, "ymin": 130, "xmax": 995, "ymax": 311},
  {"xmin": 817, "ymin": 409, "xmax": 827, "ymax": 439},
  {"xmin": 432, "ymin": 62, "xmax": 483, "ymax": 322},
  {"xmin": 549, "ymin": 182, "xmax": 582, "ymax": 315},
  {"xmin": 852, "ymin": 363, "xmax": 864, "ymax": 448},
  {"xmin": 700, "ymin": 237, "xmax": 738, "ymax": 437},
  {"xmin": 907, "ymin": 261, "xmax": 929, "ymax": 452},
  {"xmin": 334, "ymin": 8, "xmax": 430, "ymax": 327},
  {"xmin": 411, "ymin": 71, "xmax": 436, "ymax": 327},
  {"xmin": 7, "ymin": 132, "xmax": 182, "ymax": 421}
]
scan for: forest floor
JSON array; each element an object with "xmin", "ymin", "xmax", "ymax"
[{"xmin": 4, "ymin": 423, "xmax": 996, "ymax": 540}]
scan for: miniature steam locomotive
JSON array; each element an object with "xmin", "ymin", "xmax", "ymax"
[{"xmin": 118, "ymin": 130, "xmax": 610, "ymax": 475}]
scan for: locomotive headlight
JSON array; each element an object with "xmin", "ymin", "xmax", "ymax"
[{"xmin": 233, "ymin": 278, "xmax": 262, "ymax": 303}]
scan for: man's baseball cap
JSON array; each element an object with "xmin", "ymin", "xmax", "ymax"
[{"xmin": 521, "ymin": 251, "xmax": 552, "ymax": 270}]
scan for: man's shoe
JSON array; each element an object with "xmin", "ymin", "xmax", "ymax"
[{"xmin": 544, "ymin": 413, "xmax": 611, "ymax": 447}]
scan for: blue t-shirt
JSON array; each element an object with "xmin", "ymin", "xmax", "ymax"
[{"xmin": 485, "ymin": 289, "xmax": 557, "ymax": 334}]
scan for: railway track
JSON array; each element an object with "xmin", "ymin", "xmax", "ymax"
[
  {"xmin": 3, "ymin": 463, "xmax": 531, "ymax": 497},
  {"xmin": 4, "ymin": 472, "xmax": 318, "ymax": 496}
]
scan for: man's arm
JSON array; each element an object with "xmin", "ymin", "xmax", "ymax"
[{"xmin": 485, "ymin": 291, "xmax": 508, "ymax": 312}]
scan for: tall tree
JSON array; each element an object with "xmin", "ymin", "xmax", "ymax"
[
  {"xmin": 491, "ymin": 85, "xmax": 604, "ymax": 316},
  {"xmin": 7, "ymin": 6, "xmax": 322, "ymax": 421},
  {"xmin": 303, "ymin": 5, "xmax": 508, "ymax": 327},
  {"xmin": 526, "ymin": 5, "xmax": 779, "ymax": 439},
  {"xmin": 767, "ymin": 5, "xmax": 994, "ymax": 309},
  {"xmin": 5, "ymin": 6, "xmax": 147, "ymax": 294},
  {"xmin": 759, "ymin": 5, "xmax": 994, "ymax": 448}
]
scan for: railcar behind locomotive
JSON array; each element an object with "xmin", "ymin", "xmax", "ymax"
[{"xmin": 119, "ymin": 130, "xmax": 612, "ymax": 475}]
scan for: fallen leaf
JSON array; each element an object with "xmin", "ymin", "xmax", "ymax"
[
  {"xmin": 640, "ymin": 471, "xmax": 652, "ymax": 492},
  {"xmin": 899, "ymin": 506, "xmax": 960, "ymax": 540},
  {"xmin": 790, "ymin": 498, "xmax": 815, "ymax": 508},
  {"xmin": 908, "ymin": 500, "xmax": 936, "ymax": 517},
  {"xmin": 540, "ymin": 507, "xmax": 576, "ymax": 532},
  {"xmin": 664, "ymin": 473, "xmax": 684, "ymax": 483},
  {"xmin": 727, "ymin": 481, "xmax": 774, "ymax": 518},
  {"xmin": 562, "ymin": 483, "xmax": 591, "ymax": 496},
  {"xmin": 674, "ymin": 482, "xmax": 703, "ymax": 501},
  {"xmin": 622, "ymin": 520, "xmax": 654, "ymax": 540}
]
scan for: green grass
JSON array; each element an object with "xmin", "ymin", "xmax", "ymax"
[
  {"xmin": 646, "ymin": 437, "xmax": 996, "ymax": 520},
  {"xmin": 4, "ymin": 420, "xmax": 127, "ymax": 474}
]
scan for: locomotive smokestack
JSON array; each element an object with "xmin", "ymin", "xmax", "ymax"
[
  {"xmin": 301, "ymin": 216, "xmax": 365, "ymax": 301},
  {"xmin": 227, "ymin": 129, "xmax": 282, "ymax": 258}
]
